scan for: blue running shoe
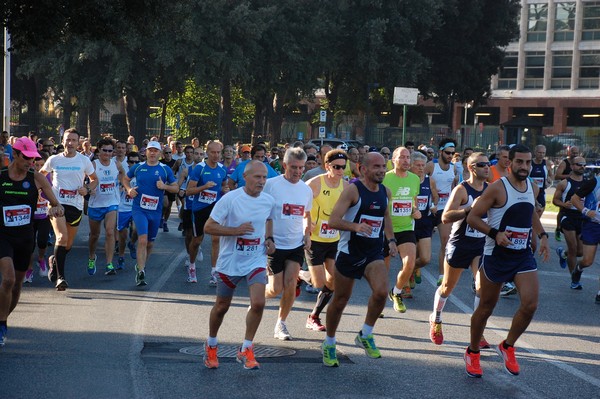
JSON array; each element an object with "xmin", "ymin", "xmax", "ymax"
[
  {"xmin": 0, "ymin": 324, "xmax": 7, "ymax": 346},
  {"xmin": 556, "ymin": 247, "xmax": 567, "ymax": 269},
  {"xmin": 570, "ymin": 282, "xmax": 582, "ymax": 290},
  {"xmin": 87, "ymin": 255, "xmax": 97, "ymax": 276},
  {"xmin": 117, "ymin": 256, "xmax": 125, "ymax": 270},
  {"xmin": 128, "ymin": 241, "xmax": 137, "ymax": 260}
]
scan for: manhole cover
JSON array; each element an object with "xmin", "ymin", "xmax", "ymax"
[{"xmin": 179, "ymin": 345, "xmax": 296, "ymax": 358}]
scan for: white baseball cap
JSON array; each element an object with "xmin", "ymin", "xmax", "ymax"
[{"xmin": 146, "ymin": 141, "xmax": 163, "ymax": 151}]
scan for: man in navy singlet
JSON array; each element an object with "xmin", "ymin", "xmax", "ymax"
[{"xmin": 464, "ymin": 144, "xmax": 549, "ymax": 378}]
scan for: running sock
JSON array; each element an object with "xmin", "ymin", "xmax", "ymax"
[
  {"xmin": 312, "ymin": 285, "xmax": 333, "ymax": 317},
  {"xmin": 392, "ymin": 286, "xmax": 402, "ymax": 295},
  {"xmin": 361, "ymin": 324, "xmax": 373, "ymax": 338},
  {"xmin": 241, "ymin": 340, "xmax": 253, "ymax": 351},
  {"xmin": 467, "ymin": 347, "xmax": 480, "ymax": 354},
  {"xmin": 473, "ymin": 295, "xmax": 480, "ymax": 312},
  {"xmin": 502, "ymin": 341, "xmax": 513, "ymax": 349},
  {"xmin": 189, "ymin": 262, "xmax": 195, "ymax": 270},
  {"xmin": 211, "ymin": 267, "xmax": 216, "ymax": 276},
  {"xmin": 433, "ymin": 287, "xmax": 447, "ymax": 323},
  {"xmin": 54, "ymin": 246, "xmax": 68, "ymax": 279},
  {"xmin": 325, "ymin": 335, "xmax": 336, "ymax": 345},
  {"xmin": 207, "ymin": 336, "xmax": 218, "ymax": 347}
]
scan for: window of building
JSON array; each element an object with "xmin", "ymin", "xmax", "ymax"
[
  {"xmin": 497, "ymin": 52, "xmax": 518, "ymax": 89},
  {"xmin": 582, "ymin": 2, "xmax": 600, "ymax": 41},
  {"xmin": 551, "ymin": 51, "xmax": 572, "ymax": 89},
  {"xmin": 524, "ymin": 52, "xmax": 545, "ymax": 89},
  {"xmin": 554, "ymin": 2, "xmax": 576, "ymax": 41},
  {"xmin": 527, "ymin": 4, "xmax": 548, "ymax": 42},
  {"xmin": 579, "ymin": 51, "xmax": 600, "ymax": 89}
]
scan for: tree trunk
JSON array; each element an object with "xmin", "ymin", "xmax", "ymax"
[
  {"xmin": 270, "ymin": 91, "xmax": 285, "ymax": 146},
  {"xmin": 158, "ymin": 96, "xmax": 168, "ymax": 143},
  {"xmin": 324, "ymin": 73, "xmax": 337, "ymax": 136},
  {"xmin": 88, "ymin": 94, "xmax": 101, "ymax": 144},
  {"xmin": 220, "ymin": 77, "xmax": 233, "ymax": 145},
  {"xmin": 124, "ymin": 94, "xmax": 136, "ymax": 136},
  {"xmin": 76, "ymin": 101, "xmax": 89, "ymax": 138},
  {"xmin": 61, "ymin": 93, "xmax": 73, "ymax": 130},
  {"xmin": 133, "ymin": 96, "xmax": 149, "ymax": 144}
]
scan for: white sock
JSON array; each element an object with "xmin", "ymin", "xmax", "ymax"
[
  {"xmin": 211, "ymin": 267, "xmax": 216, "ymax": 276},
  {"xmin": 242, "ymin": 340, "xmax": 253, "ymax": 350},
  {"xmin": 393, "ymin": 286, "xmax": 402, "ymax": 295},
  {"xmin": 325, "ymin": 335, "xmax": 336, "ymax": 345},
  {"xmin": 361, "ymin": 324, "xmax": 373, "ymax": 337},
  {"xmin": 433, "ymin": 288, "xmax": 447, "ymax": 323},
  {"xmin": 207, "ymin": 336, "xmax": 217, "ymax": 347},
  {"xmin": 189, "ymin": 262, "xmax": 195, "ymax": 270}
]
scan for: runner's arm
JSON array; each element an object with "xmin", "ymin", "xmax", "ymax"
[{"xmin": 441, "ymin": 185, "xmax": 468, "ymax": 224}]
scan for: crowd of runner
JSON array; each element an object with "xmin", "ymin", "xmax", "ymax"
[{"xmin": 1, "ymin": 129, "xmax": 599, "ymax": 376}]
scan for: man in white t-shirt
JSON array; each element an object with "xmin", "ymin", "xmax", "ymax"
[
  {"xmin": 263, "ymin": 147, "xmax": 313, "ymax": 341},
  {"xmin": 202, "ymin": 161, "xmax": 276, "ymax": 370},
  {"xmin": 41, "ymin": 128, "xmax": 98, "ymax": 290}
]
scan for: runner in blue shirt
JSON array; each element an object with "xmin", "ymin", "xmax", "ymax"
[{"xmin": 123, "ymin": 141, "xmax": 179, "ymax": 286}]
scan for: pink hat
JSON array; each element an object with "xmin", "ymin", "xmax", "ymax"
[{"xmin": 13, "ymin": 137, "xmax": 42, "ymax": 159}]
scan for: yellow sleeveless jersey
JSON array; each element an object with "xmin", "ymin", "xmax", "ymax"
[{"xmin": 310, "ymin": 175, "xmax": 345, "ymax": 243}]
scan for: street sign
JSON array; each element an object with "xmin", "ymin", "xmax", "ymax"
[
  {"xmin": 297, "ymin": 132, "xmax": 304, "ymax": 140},
  {"xmin": 393, "ymin": 87, "xmax": 419, "ymax": 105},
  {"xmin": 318, "ymin": 126, "xmax": 326, "ymax": 138},
  {"xmin": 319, "ymin": 110, "xmax": 327, "ymax": 122}
]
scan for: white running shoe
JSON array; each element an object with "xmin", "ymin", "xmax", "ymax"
[
  {"xmin": 274, "ymin": 322, "xmax": 292, "ymax": 341},
  {"xmin": 187, "ymin": 268, "xmax": 197, "ymax": 283},
  {"xmin": 209, "ymin": 274, "xmax": 217, "ymax": 287}
]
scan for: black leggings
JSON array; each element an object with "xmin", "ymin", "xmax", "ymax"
[{"xmin": 33, "ymin": 217, "xmax": 51, "ymax": 249}]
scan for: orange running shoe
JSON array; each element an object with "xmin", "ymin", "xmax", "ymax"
[
  {"xmin": 479, "ymin": 337, "xmax": 491, "ymax": 349},
  {"xmin": 237, "ymin": 345, "xmax": 260, "ymax": 370},
  {"xmin": 498, "ymin": 341, "xmax": 519, "ymax": 375},
  {"xmin": 429, "ymin": 313, "xmax": 443, "ymax": 345},
  {"xmin": 203, "ymin": 341, "xmax": 219, "ymax": 369},
  {"xmin": 464, "ymin": 348, "xmax": 483, "ymax": 378},
  {"xmin": 401, "ymin": 285, "xmax": 413, "ymax": 299}
]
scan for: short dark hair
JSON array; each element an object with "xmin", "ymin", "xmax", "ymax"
[
  {"xmin": 251, "ymin": 144, "xmax": 267, "ymax": 157},
  {"xmin": 509, "ymin": 144, "xmax": 531, "ymax": 160},
  {"xmin": 438, "ymin": 137, "xmax": 456, "ymax": 150},
  {"xmin": 404, "ymin": 141, "xmax": 415, "ymax": 147},
  {"xmin": 127, "ymin": 151, "xmax": 140, "ymax": 160},
  {"xmin": 64, "ymin": 128, "xmax": 79, "ymax": 137},
  {"xmin": 96, "ymin": 138, "xmax": 114, "ymax": 149}
]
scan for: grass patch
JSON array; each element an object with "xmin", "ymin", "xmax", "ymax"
[{"xmin": 545, "ymin": 198, "xmax": 560, "ymax": 213}]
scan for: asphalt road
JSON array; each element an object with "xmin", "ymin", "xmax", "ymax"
[{"xmin": 1, "ymin": 210, "xmax": 599, "ymax": 399}]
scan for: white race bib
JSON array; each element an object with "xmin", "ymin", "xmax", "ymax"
[
  {"xmin": 318, "ymin": 220, "xmax": 337, "ymax": 239},
  {"xmin": 59, "ymin": 188, "xmax": 78, "ymax": 204},
  {"xmin": 532, "ymin": 177, "xmax": 544, "ymax": 188},
  {"xmin": 35, "ymin": 198, "xmax": 49, "ymax": 216},
  {"xmin": 505, "ymin": 226, "xmax": 530, "ymax": 250},
  {"xmin": 235, "ymin": 237, "xmax": 263, "ymax": 256},
  {"xmin": 416, "ymin": 196, "xmax": 428, "ymax": 211},
  {"xmin": 357, "ymin": 215, "xmax": 384, "ymax": 239},
  {"xmin": 465, "ymin": 217, "xmax": 487, "ymax": 238},
  {"xmin": 392, "ymin": 199, "xmax": 412, "ymax": 217},
  {"xmin": 3, "ymin": 205, "xmax": 31, "ymax": 227},
  {"xmin": 198, "ymin": 189, "xmax": 217, "ymax": 204},
  {"xmin": 140, "ymin": 194, "xmax": 159, "ymax": 211},
  {"xmin": 281, "ymin": 203, "xmax": 305, "ymax": 219},
  {"xmin": 99, "ymin": 182, "xmax": 116, "ymax": 195},
  {"xmin": 438, "ymin": 192, "xmax": 450, "ymax": 207}
]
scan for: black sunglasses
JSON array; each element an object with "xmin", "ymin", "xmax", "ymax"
[
  {"xmin": 330, "ymin": 164, "xmax": 345, "ymax": 170},
  {"xmin": 127, "ymin": 160, "xmax": 139, "ymax": 164},
  {"xmin": 101, "ymin": 148, "xmax": 114, "ymax": 153},
  {"xmin": 474, "ymin": 162, "xmax": 490, "ymax": 168},
  {"xmin": 574, "ymin": 162, "xmax": 586, "ymax": 167},
  {"xmin": 381, "ymin": 152, "xmax": 391, "ymax": 156},
  {"xmin": 444, "ymin": 151, "xmax": 455, "ymax": 156}
]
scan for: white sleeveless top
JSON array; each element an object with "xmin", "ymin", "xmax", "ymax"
[
  {"xmin": 432, "ymin": 163, "xmax": 455, "ymax": 210},
  {"xmin": 89, "ymin": 159, "xmax": 120, "ymax": 208}
]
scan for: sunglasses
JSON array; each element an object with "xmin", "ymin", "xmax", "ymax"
[
  {"xmin": 330, "ymin": 164, "xmax": 346, "ymax": 170},
  {"xmin": 163, "ymin": 151, "xmax": 172, "ymax": 154},
  {"xmin": 381, "ymin": 152, "xmax": 391, "ymax": 156},
  {"xmin": 474, "ymin": 161, "xmax": 490, "ymax": 168},
  {"xmin": 20, "ymin": 152, "xmax": 34, "ymax": 161},
  {"xmin": 127, "ymin": 160, "xmax": 139, "ymax": 164},
  {"xmin": 444, "ymin": 151, "xmax": 455, "ymax": 156},
  {"xmin": 101, "ymin": 148, "xmax": 114, "ymax": 153},
  {"xmin": 574, "ymin": 162, "xmax": 586, "ymax": 167}
]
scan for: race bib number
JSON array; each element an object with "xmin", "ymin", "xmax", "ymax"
[
  {"xmin": 198, "ymin": 189, "xmax": 217, "ymax": 204},
  {"xmin": 465, "ymin": 217, "xmax": 487, "ymax": 238},
  {"xmin": 438, "ymin": 192, "xmax": 450, "ymax": 207},
  {"xmin": 282, "ymin": 203, "xmax": 305, "ymax": 219},
  {"xmin": 140, "ymin": 194, "xmax": 159, "ymax": 211},
  {"xmin": 505, "ymin": 226, "xmax": 530, "ymax": 250},
  {"xmin": 124, "ymin": 194, "xmax": 133, "ymax": 205},
  {"xmin": 392, "ymin": 200, "xmax": 412, "ymax": 217},
  {"xmin": 417, "ymin": 196, "xmax": 429, "ymax": 211},
  {"xmin": 3, "ymin": 205, "xmax": 31, "ymax": 227},
  {"xmin": 236, "ymin": 237, "xmax": 262, "ymax": 256},
  {"xmin": 319, "ymin": 220, "xmax": 337, "ymax": 239},
  {"xmin": 59, "ymin": 188, "xmax": 78, "ymax": 202},
  {"xmin": 357, "ymin": 215, "xmax": 384, "ymax": 239},
  {"xmin": 100, "ymin": 182, "xmax": 116, "ymax": 195},
  {"xmin": 35, "ymin": 198, "xmax": 49, "ymax": 216},
  {"xmin": 532, "ymin": 177, "xmax": 544, "ymax": 188}
]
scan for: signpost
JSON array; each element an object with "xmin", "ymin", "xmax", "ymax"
[
  {"xmin": 393, "ymin": 87, "xmax": 419, "ymax": 145},
  {"xmin": 318, "ymin": 126, "xmax": 326, "ymax": 138}
]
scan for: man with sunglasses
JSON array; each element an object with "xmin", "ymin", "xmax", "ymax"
[
  {"xmin": 116, "ymin": 152, "xmax": 140, "ymax": 270},
  {"xmin": 568, "ymin": 162, "xmax": 600, "ymax": 303},
  {"xmin": 87, "ymin": 139, "xmax": 125, "ymax": 276},
  {"xmin": 553, "ymin": 157, "xmax": 587, "ymax": 287},
  {"xmin": 41, "ymin": 128, "xmax": 98, "ymax": 290},
  {"xmin": 425, "ymin": 138, "xmax": 458, "ymax": 286},
  {"xmin": 228, "ymin": 145, "xmax": 278, "ymax": 190},
  {"xmin": 304, "ymin": 149, "xmax": 348, "ymax": 331},
  {"xmin": 0, "ymin": 137, "xmax": 64, "ymax": 346},
  {"xmin": 465, "ymin": 144, "xmax": 549, "ymax": 378},
  {"xmin": 380, "ymin": 147, "xmax": 393, "ymax": 171},
  {"xmin": 430, "ymin": 152, "xmax": 491, "ymax": 347}
]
